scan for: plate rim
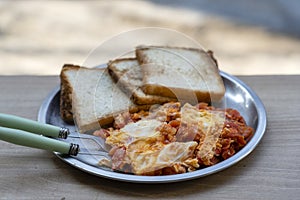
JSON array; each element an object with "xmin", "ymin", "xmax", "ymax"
[{"xmin": 38, "ymin": 71, "xmax": 267, "ymax": 183}]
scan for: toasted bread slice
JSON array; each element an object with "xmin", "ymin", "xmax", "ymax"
[
  {"xmin": 108, "ymin": 58, "xmax": 176, "ymax": 105},
  {"xmin": 60, "ymin": 64, "xmax": 149, "ymax": 133},
  {"xmin": 136, "ymin": 46, "xmax": 225, "ymax": 103}
]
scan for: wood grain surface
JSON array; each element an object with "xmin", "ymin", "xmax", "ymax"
[{"xmin": 0, "ymin": 75, "xmax": 299, "ymax": 200}]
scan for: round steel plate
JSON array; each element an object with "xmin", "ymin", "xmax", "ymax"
[{"xmin": 38, "ymin": 71, "xmax": 267, "ymax": 183}]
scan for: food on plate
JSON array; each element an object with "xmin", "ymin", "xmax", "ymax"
[
  {"xmin": 94, "ymin": 102, "xmax": 254, "ymax": 175},
  {"xmin": 59, "ymin": 45, "xmax": 253, "ymax": 176},
  {"xmin": 108, "ymin": 58, "xmax": 176, "ymax": 105},
  {"xmin": 60, "ymin": 64, "xmax": 149, "ymax": 133},
  {"xmin": 136, "ymin": 46, "xmax": 225, "ymax": 103}
]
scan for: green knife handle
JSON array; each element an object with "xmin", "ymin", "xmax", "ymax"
[
  {"xmin": 0, "ymin": 113, "xmax": 69, "ymax": 138},
  {"xmin": 0, "ymin": 126, "xmax": 79, "ymax": 156}
]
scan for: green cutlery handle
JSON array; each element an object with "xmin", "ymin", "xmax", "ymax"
[
  {"xmin": 0, "ymin": 126, "xmax": 79, "ymax": 156},
  {"xmin": 0, "ymin": 113, "xmax": 69, "ymax": 138}
]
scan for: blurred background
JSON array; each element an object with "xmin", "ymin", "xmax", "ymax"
[{"xmin": 0, "ymin": 0, "xmax": 299, "ymax": 75}]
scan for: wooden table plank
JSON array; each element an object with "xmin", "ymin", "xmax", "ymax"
[{"xmin": 0, "ymin": 75, "xmax": 299, "ymax": 200}]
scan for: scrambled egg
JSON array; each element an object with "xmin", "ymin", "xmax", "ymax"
[{"xmin": 97, "ymin": 102, "xmax": 250, "ymax": 175}]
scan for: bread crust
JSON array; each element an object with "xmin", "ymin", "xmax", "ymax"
[{"xmin": 60, "ymin": 64, "xmax": 80, "ymax": 123}]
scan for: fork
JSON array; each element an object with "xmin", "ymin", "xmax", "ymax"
[{"xmin": 0, "ymin": 113, "xmax": 109, "ymax": 157}]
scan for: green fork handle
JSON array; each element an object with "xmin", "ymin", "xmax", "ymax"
[
  {"xmin": 0, "ymin": 113, "xmax": 69, "ymax": 139},
  {"xmin": 0, "ymin": 126, "xmax": 79, "ymax": 156}
]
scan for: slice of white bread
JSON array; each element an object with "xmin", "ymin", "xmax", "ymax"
[
  {"xmin": 107, "ymin": 58, "xmax": 176, "ymax": 105},
  {"xmin": 60, "ymin": 64, "xmax": 149, "ymax": 133},
  {"xmin": 136, "ymin": 46, "xmax": 225, "ymax": 103}
]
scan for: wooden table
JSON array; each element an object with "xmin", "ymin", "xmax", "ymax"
[{"xmin": 0, "ymin": 75, "xmax": 299, "ymax": 200}]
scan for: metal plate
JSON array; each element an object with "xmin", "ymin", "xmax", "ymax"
[{"xmin": 38, "ymin": 71, "xmax": 267, "ymax": 183}]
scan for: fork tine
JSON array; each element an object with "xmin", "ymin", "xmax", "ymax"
[{"xmin": 67, "ymin": 132, "xmax": 110, "ymax": 152}]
